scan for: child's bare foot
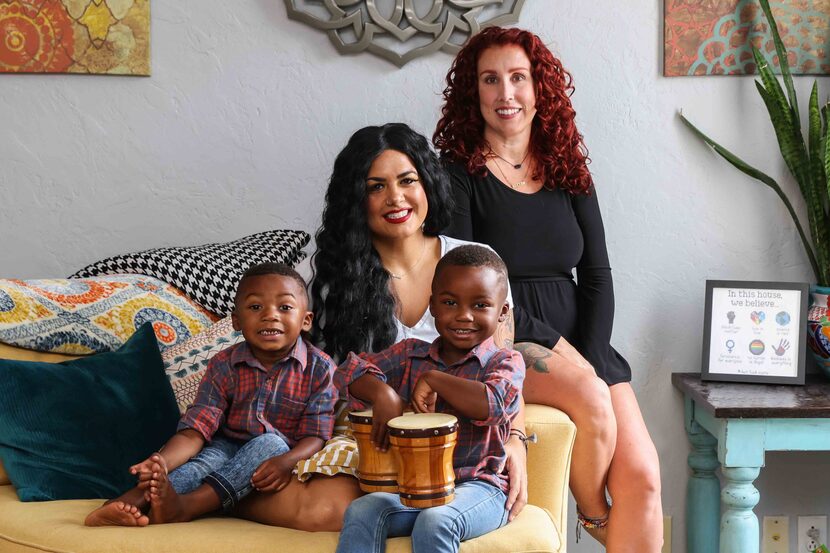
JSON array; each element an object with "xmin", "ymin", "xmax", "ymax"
[
  {"xmin": 135, "ymin": 453, "xmax": 167, "ymax": 488},
  {"xmin": 84, "ymin": 501, "xmax": 149, "ymax": 527},
  {"xmin": 148, "ymin": 461, "xmax": 188, "ymax": 524}
]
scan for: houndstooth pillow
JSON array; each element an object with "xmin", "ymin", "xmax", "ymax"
[{"xmin": 71, "ymin": 230, "xmax": 309, "ymax": 317}]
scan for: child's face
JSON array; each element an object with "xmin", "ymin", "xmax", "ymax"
[
  {"xmin": 231, "ymin": 274, "xmax": 312, "ymax": 366},
  {"xmin": 429, "ymin": 265, "xmax": 509, "ymax": 363}
]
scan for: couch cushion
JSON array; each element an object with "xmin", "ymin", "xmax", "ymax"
[
  {"xmin": 0, "ymin": 324, "xmax": 179, "ymax": 501},
  {"xmin": 0, "ymin": 485, "xmax": 561, "ymax": 552},
  {"xmin": 0, "ymin": 345, "xmax": 79, "ymax": 487},
  {"xmin": 71, "ymin": 230, "xmax": 310, "ymax": 317},
  {"xmin": 161, "ymin": 315, "xmax": 243, "ymax": 414},
  {"xmin": 0, "ymin": 276, "xmax": 216, "ymax": 355},
  {"xmin": 0, "ymin": 342, "xmax": 80, "ymax": 363}
]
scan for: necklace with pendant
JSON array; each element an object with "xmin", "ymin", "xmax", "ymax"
[
  {"xmin": 386, "ymin": 235, "xmax": 427, "ymax": 280},
  {"xmin": 493, "ymin": 156, "xmax": 531, "ymax": 189},
  {"xmin": 489, "ymin": 147, "xmax": 530, "ymax": 169}
]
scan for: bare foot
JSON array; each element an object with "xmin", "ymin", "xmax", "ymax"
[
  {"xmin": 136, "ymin": 454, "xmax": 167, "ymax": 485},
  {"xmin": 85, "ymin": 501, "xmax": 149, "ymax": 527},
  {"xmin": 148, "ymin": 461, "xmax": 188, "ymax": 524}
]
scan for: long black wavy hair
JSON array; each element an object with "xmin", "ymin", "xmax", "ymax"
[{"xmin": 310, "ymin": 123, "xmax": 453, "ymax": 361}]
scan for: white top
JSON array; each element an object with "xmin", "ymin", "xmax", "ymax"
[
  {"xmin": 394, "ymin": 235, "xmax": 513, "ymax": 343},
  {"xmin": 297, "ymin": 235, "xmax": 513, "ymax": 346}
]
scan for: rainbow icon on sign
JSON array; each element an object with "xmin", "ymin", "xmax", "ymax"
[{"xmin": 749, "ymin": 339, "xmax": 765, "ymax": 355}]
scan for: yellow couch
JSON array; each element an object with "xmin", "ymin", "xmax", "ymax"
[{"xmin": 0, "ymin": 344, "xmax": 575, "ymax": 553}]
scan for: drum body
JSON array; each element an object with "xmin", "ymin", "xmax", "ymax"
[
  {"xmin": 388, "ymin": 413, "xmax": 458, "ymax": 508},
  {"xmin": 348, "ymin": 409, "xmax": 399, "ymax": 493}
]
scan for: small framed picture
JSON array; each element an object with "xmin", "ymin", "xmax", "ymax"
[{"xmin": 701, "ymin": 280, "xmax": 809, "ymax": 385}]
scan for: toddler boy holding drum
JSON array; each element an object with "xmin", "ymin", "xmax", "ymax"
[
  {"xmin": 85, "ymin": 263, "xmax": 337, "ymax": 527},
  {"xmin": 334, "ymin": 245, "xmax": 525, "ymax": 553}
]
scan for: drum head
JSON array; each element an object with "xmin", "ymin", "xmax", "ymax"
[
  {"xmin": 387, "ymin": 413, "xmax": 458, "ymax": 437},
  {"xmin": 350, "ymin": 409, "xmax": 416, "ymax": 426},
  {"xmin": 348, "ymin": 409, "xmax": 373, "ymax": 425}
]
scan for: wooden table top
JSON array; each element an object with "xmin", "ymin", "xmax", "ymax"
[{"xmin": 672, "ymin": 372, "xmax": 830, "ymax": 418}]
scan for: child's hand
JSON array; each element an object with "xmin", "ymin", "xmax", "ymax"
[
  {"xmin": 412, "ymin": 373, "xmax": 437, "ymax": 414},
  {"xmin": 251, "ymin": 455, "xmax": 295, "ymax": 493},
  {"xmin": 370, "ymin": 387, "xmax": 405, "ymax": 452}
]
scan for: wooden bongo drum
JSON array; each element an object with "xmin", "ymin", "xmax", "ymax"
[
  {"xmin": 348, "ymin": 409, "xmax": 399, "ymax": 493},
  {"xmin": 387, "ymin": 413, "xmax": 458, "ymax": 508}
]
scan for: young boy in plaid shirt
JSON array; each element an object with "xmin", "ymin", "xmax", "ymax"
[
  {"xmin": 334, "ymin": 245, "xmax": 525, "ymax": 553},
  {"xmin": 85, "ymin": 262, "xmax": 336, "ymax": 527}
]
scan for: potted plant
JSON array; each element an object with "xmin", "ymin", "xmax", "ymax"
[{"xmin": 678, "ymin": 0, "xmax": 830, "ymax": 375}]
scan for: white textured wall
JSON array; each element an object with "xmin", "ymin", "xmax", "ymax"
[{"xmin": 2, "ymin": 1, "xmax": 830, "ymax": 551}]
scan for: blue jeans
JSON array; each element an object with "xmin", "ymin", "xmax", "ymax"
[
  {"xmin": 336, "ymin": 480, "xmax": 509, "ymax": 553},
  {"xmin": 168, "ymin": 433, "xmax": 289, "ymax": 511}
]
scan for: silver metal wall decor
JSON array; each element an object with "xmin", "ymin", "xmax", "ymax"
[{"xmin": 284, "ymin": 0, "xmax": 526, "ymax": 67}]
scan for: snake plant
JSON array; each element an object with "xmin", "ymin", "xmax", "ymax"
[{"xmin": 679, "ymin": 0, "xmax": 830, "ymax": 286}]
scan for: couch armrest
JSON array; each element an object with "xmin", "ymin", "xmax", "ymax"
[{"xmin": 525, "ymin": 404, "xmax": 576, "ymax": 539}]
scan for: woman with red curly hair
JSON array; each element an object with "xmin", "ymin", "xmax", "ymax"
[{"xmin": 435, "ymin": 27, "xmax": 662, "ymax": 551}]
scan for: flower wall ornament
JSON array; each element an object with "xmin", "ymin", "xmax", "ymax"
[{"xmin": 284, "ymin": 0, "xmax": 526, "ymax": 67}]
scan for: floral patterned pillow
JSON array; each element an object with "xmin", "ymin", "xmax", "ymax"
[
  {"xmin": 161, "ymin": 316, "xmax": 243, "ymax": 414},
  {"xmin": 0, "ymin": 275, "xmax": 217, "ymax": 355}
]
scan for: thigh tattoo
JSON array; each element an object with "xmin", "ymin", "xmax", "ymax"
[{"xmin": 515, "ymin": 343, "xmax": 553, "ymax": 374}]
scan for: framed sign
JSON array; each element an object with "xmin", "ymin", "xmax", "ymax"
[{"xmin": 702, "ymin": 280, "xmax": 809, "ymax": 385}]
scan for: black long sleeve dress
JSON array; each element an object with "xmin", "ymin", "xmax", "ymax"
[{"xmin": 444, "ymin": 162, "xmax": 631, "ymax": 385}]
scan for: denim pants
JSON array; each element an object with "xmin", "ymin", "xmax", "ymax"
[
  {"xmin": 168, "ymin": 432, "xmax": 289, "ymax": 511},
  {"xmin": 335, "ymin": 479, "xmax": 509, "ymax": 553}
]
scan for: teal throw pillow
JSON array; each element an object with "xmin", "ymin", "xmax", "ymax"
[{"xmin": 0, "ymin": 323, "xmax": 179, "ymax": 501}]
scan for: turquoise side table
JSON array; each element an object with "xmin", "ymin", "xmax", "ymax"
[{"xmin": 672, "ymin": 373, "xmax": 830, "ymax": 553}]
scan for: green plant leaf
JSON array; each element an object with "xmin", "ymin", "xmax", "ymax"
[
  {"xmin": 808, "ymin": 83, "xmax": 830, "ymax": 284},
  {"xmin": 809, "ymin": 83, "xmax": 821, "ymax": 162},
  {"xmin": 678, "ymin": 1, "xmax": 830, "ymax": 286},
  {"xmin": 679, "ymin": 112, "xmax": 820, "ymax": 280},
  {"xmin": 825, "ymin": 117, "xmax": 830, "ymax": 207},
  {"xmin": 819, "ymin": 103, "xmax": 830, "ymax": 208},
  {"xmin": 758, "ymin": 0, "xmax": 799, "ymax": 127},
  {"xmin": 757, "ymin": 80, "xmax": 827, "ymax": 283},
  {"xmin": 752, "ymin": 47, "xmax": 793, "ymax": 130},
  {"xmin": 754, "ymin": 79, "xmax": 811, "ymax": 195}
]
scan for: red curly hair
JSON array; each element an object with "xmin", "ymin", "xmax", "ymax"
[{"xmin": 434, "ymin": 27, "xmax": 592, "ymax": 195}]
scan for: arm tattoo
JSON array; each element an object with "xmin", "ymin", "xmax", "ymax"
[
  {"xmin": 515, "ymin": 342, "xmax": 553, "ymax": 374},
  {"xmin": 494, "ymin": 309, "xmax": 515, "ymax": 350}
]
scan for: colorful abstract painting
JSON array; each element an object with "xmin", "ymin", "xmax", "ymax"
[
  {"xmin": 664, "ymin": 0, "xmax": 830, "ymax": 76},
  {"xmin": 0, "ymin": 0, "xmax": 149, "ymax": 75}
]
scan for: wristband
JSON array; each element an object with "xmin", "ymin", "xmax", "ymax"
[{"xmin": 509, "ymin": 429, "xmax": 537, "ymax": 451}]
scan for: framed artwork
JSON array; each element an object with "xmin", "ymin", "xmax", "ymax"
[
  {"xmin": 0, "ymin": 0, "xmax": 150, "ymax": 75},
  {"xmin": 664, "ymin": 0, "xmax": 830, "ymax": 76},
  {"xmin": 701, "ymin": 280, "xmax": 809, "ymax": 385}
]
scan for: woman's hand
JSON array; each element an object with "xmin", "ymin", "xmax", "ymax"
[
  {"xmin": 503, "ymin": 434, "xmax": 528, "ymax": 521},
  {"xmin": 370, "ymin": 386, "xmax": 405, "ymax": 451}
]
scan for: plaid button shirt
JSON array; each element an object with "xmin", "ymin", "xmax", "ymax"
[
  {"xmin": 179, "ymin": 338, "xmax": 336, "ymax": 446},
  {"xmin": 335, "ymin": 337, "xmax": 524, "ymax": 492}
]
